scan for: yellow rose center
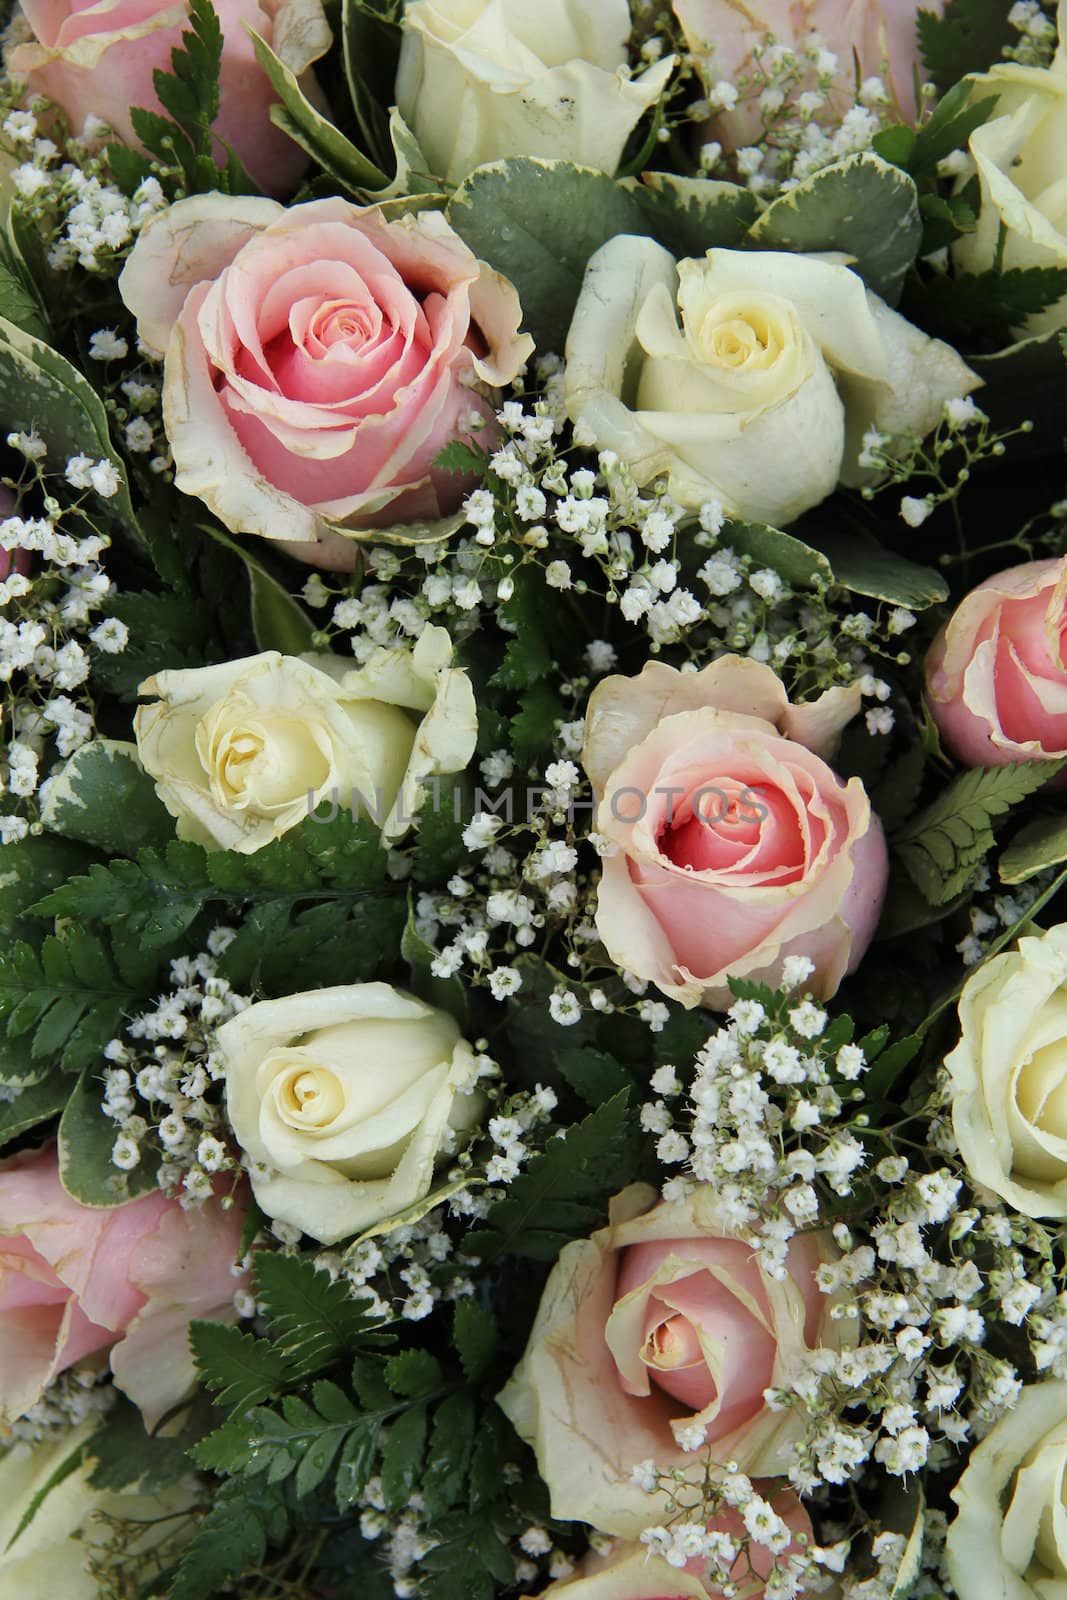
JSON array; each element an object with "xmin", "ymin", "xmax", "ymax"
[
  {"xmin": 1015, "ymin": 1039, "xmax": 1067, "ymax": 1144},
  {"xmin": 196, "ymin": 697, "xmax": 333, "ymax": 817},
  {"xmin": 278, "ymin": 1065, "xmax": 346, "ymax": 1130},
  {"xmin": 685, "ymin": 291, "xmax": 793, "ymax": 376}
]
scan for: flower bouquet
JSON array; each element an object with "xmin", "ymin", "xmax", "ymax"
[{"xmin": 1, "ymin": 0, "xmax": 1067, "ymax": 1595}]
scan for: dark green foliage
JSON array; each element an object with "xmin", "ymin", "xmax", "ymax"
[
  {"xmin": 467, "ymin": 1092, "xmax": 639, "ymax": 1261},
  {"xmin": 895, "ymin": 760, "xmax": 1064, "ymax": 903},
  {"xmin": 919, "ymin": 0, "xmax": 1017, "ymax": 92}
]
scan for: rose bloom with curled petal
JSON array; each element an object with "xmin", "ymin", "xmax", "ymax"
[
  {"xmin": 926, "ymin": 556, "xmax": 1067, "ymax": 773},
  {"xmin": 946, "ymin": 923, "xmax": 1067, "ymax": 1219},
  {"xmin": 951, "ymin": 0, "xmax": 1067, "ymax": 339},
  {"xmin": 0, "ymin": 1143, "xmax": 248, "ymax": 1429},
  {"xmin": 582, "ymin": 654, "xmax": 888, "ymax": 1010},
  {"xmin": 118, "ymin": 196, "xmax": 533, "ymax": 569},
  {"xmin": 499, "ymin": 1184, "xmax": 843, "ymax": 1537},
  {"xmin": 528, "ymin": 1493, "xmax": 812, "ymax": 1600},
  {"xmin": 217, "ymin": 982, "xmax": 486, "ymax": 1244},
  {"xmin": 946, "ymin": 1378, "xmax": 1067, "ymax": 1599},
  {"xmin": 674, "ymin": 0, "xmax": 941, "ymax": 152},
  {"xmin": 564, "ymin": 240, "xmax": 977, "ymax": 529},
  {"xmin": 133, "ymin": 626, "xmax": 477, "ymax": 852},
  {"xmin": 9, "ymin": 0, "xmax": 331, "ymax": 198},
  {"xmin": 396, "ymin": 0, "xmax": 674, "ymax": 186}
]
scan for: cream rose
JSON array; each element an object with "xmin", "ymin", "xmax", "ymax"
[
  {"xmin": 582, "ymin": 655, "xmax": 888, "ymax": 1009},
  {"xmin": 945, "ymin": 923, "xmax": 1067, "ymax": 1218},
  {"xmin": 395, "ymin": 0, "xmax": 674, "ymax": 186},
  {"xmin": 217, "ymin": 983, "xmax": 484, "ymax": 1243},
  {"xmin": 0, "ymin": 1420, "xmax": 195, "ymax": 1600},
  {"xmin": 952, "ymin": 1, "xmax": 1067, "ymax": 338},
  {"xmin": 564, "ymin": 240, "xmax": 978, "ymax": 527},
  {"xmin": 133, "ymin": 627, "xmax": 476, "ymax": 852},
  {"xmin": 946, "ymin": 1379, "xmax": 1067, "ymax": 1600},
  {"xmin": 499, "ymin": 1184, "xmax": 840, "ymax": 1537}
]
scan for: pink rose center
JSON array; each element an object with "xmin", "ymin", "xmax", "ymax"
[
  {"xmin": 657, "ymin": 776, "xmax": 808, "ymax": 882},
  {"xmin": 612, "ymin": 1243, "xmax": 782, "ymax": 1441}
]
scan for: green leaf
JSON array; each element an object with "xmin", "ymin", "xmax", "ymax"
[
  {"xmin": 490, "ymin": 566, "xmax": 553, "ymax": 689},
  {"xmin": 909, "ymin": 83, "xmax": 999, "ymax": 177},
  {"xmin": 248, "ymin": 28, "xmax": 388, "ymax": 194},
  {"xmin": 747, "ymin": 151, "xmax": 922, "ymax": 304},
  {"xmin": 254, "ymin": 1253, "xmax": 389, "ymax": 1378},
  {"xmin": 628, "ymin": 173, "xmax": 759, "ymax": 258},
  {"xmin": 896, "ymin": 760, "xmax": 1064, "ymax": 904},
  {"xmin": 341, "ymin": 0, "xmax": 402, "ymax": 173},
  {"xmin": 968, "ymin": 327, "xmax": 1067, "ymax": 447},
  {"xmin": 0, "ymin": 835, "xmax": 92, "ymax": 942},
  {"xmin": 800, "ymin": 527, "xmax": 949, "ymax": 608},
  {"xmin": 169, "ymin": 1477, "xmax": 288, "ymax": 1600},
  {"xmin": 469, "ymin": 1092, "xmax": 637, "ymax": 1262},
  {"xmin": 863, "ymin": 1034, "xmax": 923, "ymax": 1103},
  {"xmin": 919, "ymin": 0, "xmax": 1015, "ymax": 94},
  {"xmin": 401, "ymin": 901, "xmax": 469, "ymax": 1025},
  {"xmin": 510, "ymin": 681, "xmax": 563, "ymax": 766},
  {"xmin": 423, "ymin": 1391, "xmax": 476, "ymax": 1518},
  {"xmin": 195, "ymin": 522, "xmax": 315, "ymax": 654},
  {"xmin": 447, "ymin": 158, "xmax": 649, "ymax": 352},
  {"xmin": 89, "ymin": 1394, "xmax": 207, "ymax": 1492},
  {"xmin": 385, "ymin": 1349, "xmax": 442, "ymax": 1398},
  {"xmin": 58, "ymin": 1067, "xmax": 159, "ymax": 1205},
  {"xmin": 0, "ymin": 242, "xmax": 48, "ymax": 340},
  {"xmin": 1000, "ymin": 812, "xmax": 1067, "ymax": 885},
  {"xmin": 0, "ymin": 317, "xmax": 140, "ymax": 538},
  {"xmin": 412, "ymin": 776, "xmax": 474, "ymax": 887},
  {"xmin": 872, "ymin": 124, "xmax": 917, "ymax": 169},
  {"xmin": 335, "ymin": 1417, "xmax": 379, "ymax": 1508},
  {"xmin": 191, "ymin": 1320, "xmax": 291, "ymax": 1412},
  {"xmin": 380, "ymin": 1402, "xmax": 427, "ymax": 1513},
  {"xmin": 720, "ymin": 519, "xmax": 833, "ymax": 590},
  {"xmin": 0, "ymin": 1073, "xmax": 67, "ymax": 1148},
  {"xmin": 556, "ymin": 1045, "xmax": 636, "ymax": 1107},
  {"xmin": 39, "ymin": 740, "xmax": 172, "ymax": 855},
  {"xmin": 5, "ymin": 1440, "xmax": 86, "ymax": 1553},
  {"xmin": 452, "ymin": 1301, "xmax": 498, "ymax": 1385},
  {"xmin": 905, "ymin": 265, "xmax": 1067, "ymax": 344},
  {"xmin": 0, "ymin": 928, "xmax": 152, "ymax": 1085}
]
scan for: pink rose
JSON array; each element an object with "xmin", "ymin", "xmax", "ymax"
[
  {"xmin": 10, "ymin": 0, "xmax": 331, "ymax": 198},
  {"xmin": 582, "ymin": 655, "xmax": 888, "ymax": 1010},
  {"xmin": 926, "ymin": 557, "xmax": 1067, "ymax": 773},
  {"xmin": 530, "ymin": 1495, "xmax": 812, "ymax": 1599},
  {"xmin": 499, "ymin": 1185, "xmax": 842, "ymax": 1537},
  {"xmin": 119, "ymin": 196, "xmax": 533, "ymax": 570},
  {"xmin": 0, "ymin": 1144, "xmax": 248, "ymax": 1428},
  {"xmin": 674, "ymin": 0, "xmax": 941, "ymax": 150}
]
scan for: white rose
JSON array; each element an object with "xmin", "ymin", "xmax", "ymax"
[
  {"xmin": 0, "ymin": 1421, "xmax": 195, "ymax": 1600},
  {"xmin": 564, "ymin": 239, "xmax": 979, "ymax": 527},
  {"xmin": 217, "ymin": 983, "xmax": 485, "ymax": 1243},
  {"xmin": 947, "ymin": 1380, "xmax": 1067, "ymax": 1600},
  {"xmin": 133, "ymin": 625, "xmax": 476, "ymax": 852},
  {"xmin": 946, "ymin": 923, "xmax": 1067, "ymax": 1218},
  {"xmin": 953, "ymin": 1, "xmax": 1067, "ymax": 337},
  {"xmin": 394, "ymin": 0, "xmax": 674, "ymax": 185}
]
